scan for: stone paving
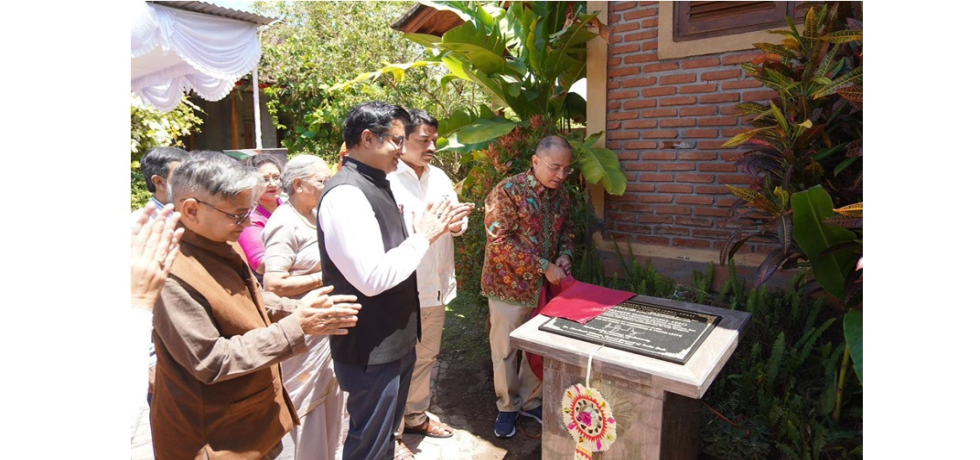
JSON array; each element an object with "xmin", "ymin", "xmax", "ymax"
[{"xmin": 131, "ymin": 358, "xmax": 512, "ymax": 459}]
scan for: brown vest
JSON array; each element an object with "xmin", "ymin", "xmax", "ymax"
[{"xmin": 151, "ymin": 230, "xmax": 299, "ymax": 460}]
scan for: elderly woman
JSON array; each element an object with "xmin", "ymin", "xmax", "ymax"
[
  {"xmin": 239, "ymin": 153, "xmax": 285, "ymax": 276},
  {"xmin": 262, "ymin": 154, "xmax": 345, "ymax": 460}
]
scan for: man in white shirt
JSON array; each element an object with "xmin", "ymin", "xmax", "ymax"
[
  {"xmin": 389, "ymin": 110, "xmax": 467, "ymax": 441},
  {"xmin": 316, "ymin": 101, "xmax": 473, "ymax": 459}
]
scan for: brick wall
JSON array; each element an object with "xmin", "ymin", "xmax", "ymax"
[{"xmin": 603, "ymin": 1, "xmax": 777, "ymax": 254}]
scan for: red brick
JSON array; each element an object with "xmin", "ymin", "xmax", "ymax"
[
  {"xmin": 614, "ymin": 22, "xmax": 640, "ymax": 33},
  {"xmin": 700, "ymin": 140, "xmax": 730, "ymax": 149},
  {"xmin": 624, "ymin": 119, "xmax": 658, "ymax": 129},
  {"xmin": 610, "ymin": 2, "xmax": 636, "ymax": 12},
  {"xmin": 679, "ymin": 152, "xmax": 718, "ymax": 161},
  {"xmin": 641, "ymin": 41, "xmax": 659, "ymax": 52},
  {"xmin": 660, "ymin": 118, "xmax": 696, "ymax": 128},
  {"xmin": 680, "ymin": 106, "xmax": 717, "ymax": 117},
  {"xmin": 639, "ymin": 214, "xmax": 673, "ymax": 224},
  {"xmin": 624, "ymin": 141, "xmax": 660, "ymax": 149},
  {"xmin": 720, "ymin": 128, "xmax": 744, "ymax": 137},
  {"xmin": 638, "ymin": 194, "xmax": 673, "ymax": 203},
  {"xmin": 718, "ymin": 174, "xmax": 754, "ymax": 185},
  {"xmin": 642, "ymin": 152, "xmax": 677, "ymax": 160},
  {"xmin": 657, "ymin": 226, "xmax": 691, "ymax": 236},
  {"xmin": 720, "ymin": 105, "xmax": 745, "ymax": 115},
  {"xmin": 680, "ymin": 83, "xmax": 718, "ymax": 94},
  {"xmin": 607, "ymin": 121, "xmax": 622, "ymax": 130},
  {"xmin": 644, "ymin": 62, "xmax": 679, "ymax": 72},
  {"xmin": 608, "ymin": 193, "xmax": 637, "ymax": 202},
  {"xmin": 624, "ymin": 161, "xmax": 659, "ymax": 171},
  {"xmin": 608, "ymin": 89, "xmax": 640, "ymax": 100},
  {"xmin": 641, "ymin": 86, "xmax": 677, "ymax": 97},
  {"xmin": 642, "ymin": 108, "xmax": 677, "ymax": 118},
  {"xmin": 639, "ymin": 173, "xmax": 674, "ymax": 182},
  {"xmin": 623, "ymin": 99, "xmax": 658, "ymax": 110},
  {"xmin": 635, "ymin": 235, "xmax": 670, "ymax": 245},
  {"xmin": 607, "ymin": 81, "xmax": 621, "ymax": 90},
  {"xmin": 608, "ymin": 111, "xmax": 639, "ymax": 120},
  {"xmin": 660, "ymin": 96, "xmax": 697, "ymax": 106},
  {"xmin": 608, "ymin": 131, "xmax": 639, "ymax": 140},
  {"xmin": 660, "ymin": 162, "xmax": 696, "ymax": 171},
  {"xmin": 610, "ymin": 43, "xmax": 641, "ymax": 54},
  {"xmin": 638, "ymin": 1, "xmax": 657, "ymax": 6},
  {"xmin": 693, "ymin": 229, "xmax": 732, "ymax": 239},
  {"xmin": 722, "ymin": 51, "xmax": 764, "ymax": 65},
  {"xmin": 624, "ymin": 30, "xmax": 657, "ymax": 41},
  {"xmin": 717, "ymin": 197, "xmax": 738, "ymax": 207},
  {"xmin": 607, "ymin": 141, "xmax": 622, "ymax": 149},
  {"xmin": 700, "ymin": 116, "xmax": 739, "ymax": 126},
  {"xmin": 681, "ymin": 57, "xmax": 720, "ymax": 69},
  {"xmin": 720, "ymin": 151, "xmax": 745, "ymax": 161},
  {"xmin": 684, "ymin": 129, "xmax": 718, "ymax": 138},
  {"xmin": 677, "ymin": 174, "xmax": 716, "ymax": 183},
  {"xmin": 641, "ymin": 18, "xmax": 658, "ymax": 28},
  {"xmin": 722, "ymin": 79, "xmax": 763, "ymax": 90},
  {"xmin": 625, "ymin": 53, "xmax": 660, "ymax": 64},
  {"xmin": 616, "ymin": 152, "xmax": 639, "ymax": 161},
  {"xmin": 609, "ymin": 35, "xmax": 623, "ymax": 44},
  {"xmin": 694, "ymin": 207, "xmax": 730, "ymax": 217},
  {"xmin": 676, "ymin": 216, "xmax": 714, "ymax": 227},
  {"xmin": 624, "ymin": 8, "xmax": 657, "ymax": 20},
  {"xmin": 608, "ymin": 212, "xmax": 635, "ymax": 222},
  {"xmin": 629, "ymin": 183, "xmax": 656, "ymax": 192},
  {"xmin": 642, "ymin": 130, "xmax": 678, "ymax": 139},
  {"xmin": 702, "ymin": 70, "xmax": 742, "ymax": 81},
  {"xmin": 676, "ymin": 196, "xmax": 713, "ymax": 205},
  {"xmin": 674, "ymin": 238, "xmax": 711, "ymax": 249},
  {"xmin": 622, "ymin": 76, "xmax": 658, "ymax": 88},
  {"xmin": 661, "ymin": 74, "xmax": 697, "ymax": 84},
  {"xmin": 608, "ymin": 56, "xmax": 623, "ymax": 66},
  {"xmin": 621, "ymin": 203, "xmax": 654, "ymax": 213},
  {"xmin": 743, "ymin": 90, "xmax": 777, "ymax": 102},
  {"xmin": 699, "ymin": 163, "xmax": 738, "ymax": 172},
  {"xmin": 700, "ymin": 93, "xmax": 740, "ymax": 104},
  {"xmin": 696, "ymin": 185, "xmax": 731, "ymax": 195},
  {"xmin": 607, "ymin": 231, "xmax": 631, "ymax": 240},
  {"xmin": 658, "ymin": 184, "xmax": 693, "ymax": 193},
  {"xmin": 609, "ymin": 66, "xmax": 642, "ymax": 77},
  {"xmin": 658, "ymin": 205, "xmax": 692, "ymax": 215},
  {"xmin": 615, "ymin": 223, "xmax": 652, "ymax": 234}
]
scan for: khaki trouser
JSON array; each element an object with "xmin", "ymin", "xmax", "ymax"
[
  {"xmin": 488, "ymin": 297, "xmax": 541, "ymax": 412},
  {"xmin": 396, "ymin": 306, "xmax": 446, "ymax": 435}
]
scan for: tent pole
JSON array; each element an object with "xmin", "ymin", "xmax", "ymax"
[{"xmin": 253, "ymin": 67, "xmax": 263, "ymax": 149}]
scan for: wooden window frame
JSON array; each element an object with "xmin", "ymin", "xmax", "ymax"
[{"xmin": 659, "ymin": 2, "xmax": 809, "ymax": 59}]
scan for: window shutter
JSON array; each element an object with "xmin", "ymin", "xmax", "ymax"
[{"xmin": 674, "ymin": 2, "xmax": 814, "ymax": 42}]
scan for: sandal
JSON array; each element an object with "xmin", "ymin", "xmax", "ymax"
[
  {"xmin": 404, "ymin": 417, "xmax": 455, "ymax": 438},
  {"xmin": 394, "ymin": 438, "xmax": 415, "ymax": 460}
]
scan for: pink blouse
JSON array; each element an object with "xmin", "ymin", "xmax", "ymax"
[{"xmin": 239, "ymin": 198, "xmax": 282, "ymax": 272}]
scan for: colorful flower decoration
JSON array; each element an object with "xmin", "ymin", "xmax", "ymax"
[{"xmin": 561, "ymin": 383, "xmax": 616, "ymax": 457}]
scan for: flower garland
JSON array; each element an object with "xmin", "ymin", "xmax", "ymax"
[{"xmin": 560, "ymin": 344, "xmax": 616, "ymax": 459}]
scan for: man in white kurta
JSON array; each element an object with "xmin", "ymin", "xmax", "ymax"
[{"xmin": 388, "ymin": 110, "xmax": 466, "ymax": 440}]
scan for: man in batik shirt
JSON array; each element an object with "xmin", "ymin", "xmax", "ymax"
[{"xmin": 481, "ymin": 134, "xmax": 576, "ymax": 439}]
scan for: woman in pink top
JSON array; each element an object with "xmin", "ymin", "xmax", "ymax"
[{"xmin": 239, "ymin": 153, "xmax": 284, "ymax": 277}]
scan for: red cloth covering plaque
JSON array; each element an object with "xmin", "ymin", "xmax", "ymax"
[{"xmin": 526, "ymin": 276, "xmax": 635, "ymax": 379}]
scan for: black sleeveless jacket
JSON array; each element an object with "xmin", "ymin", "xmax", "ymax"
[{"xmin": 316, "ymin": 157, "xmax": 420, "ymax": 365}]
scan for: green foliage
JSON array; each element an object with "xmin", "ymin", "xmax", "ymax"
[
  {"xmin": 129, "ymin": 95, "xmax": 204, "ymax": 210},
  {"xmin": 338, "ymin": 1, "xmax": 627, "ymax": 193},
  {"xmin": 791, "ymin": 185, "xmax": 858, "ymax": 301},
  {"xmin": 255, "ymin": 1, "xmax": 487, "ymax": 178},
  {"xmin": 721, "ymin": 2, "xmax": 863, "ymax": 287}
]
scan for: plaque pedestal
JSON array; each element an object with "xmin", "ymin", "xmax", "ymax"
[{"xmin": 510, "ymin": 294, "xmax": 751, "ymax": 459}]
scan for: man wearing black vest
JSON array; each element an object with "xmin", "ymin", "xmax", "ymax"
[{"xmin": 317, "ymin": 101, "xmax": 472, "ymax": 460}]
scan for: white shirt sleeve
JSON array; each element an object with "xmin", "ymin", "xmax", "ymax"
[{"xmin": 318, "ymin": 184, "xmax": 431, "ymax": 297}]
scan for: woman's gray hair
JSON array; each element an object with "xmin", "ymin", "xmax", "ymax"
[
  {"xmin": 168, "ymin": 152, "xmax": 263, "ymax": 203},
  {"xmin": 281, "ymin": 154, "xmax": 328, "ymax": 196}
]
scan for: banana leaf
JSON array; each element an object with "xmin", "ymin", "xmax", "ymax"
[
  {"xmin": 844, "ymin": 310, "xmax": 863, "ymax": 383},
  {"xmin": 791, "ymin": 185, "xmax": 858, "ymax": 300}
]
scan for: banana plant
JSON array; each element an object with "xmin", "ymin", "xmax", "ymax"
[{"xmin": 331, "ymin": 1, "xmax": 626, "ymax": 195}]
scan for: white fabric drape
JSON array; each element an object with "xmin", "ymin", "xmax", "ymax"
[{"xmin": 131, "ymin": 1, "xmax": 262, "ymax": 113}]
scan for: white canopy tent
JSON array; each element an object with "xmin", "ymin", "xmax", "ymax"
[{"xmin": 131, "ymin": 1, "xmax": 276, "ymax": 147}]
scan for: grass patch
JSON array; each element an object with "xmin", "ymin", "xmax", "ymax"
[{"xmin": 442, "ymin": 289, "xmax": 490, "ymax": 366}]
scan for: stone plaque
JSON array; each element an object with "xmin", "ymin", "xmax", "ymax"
[{"xmin": 538, "ymin": 299, "xmax": 722, "ymax": 364}]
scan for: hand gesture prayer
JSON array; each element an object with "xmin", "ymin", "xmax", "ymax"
[
  {"xmin": 131, "ymin": 203, "xmax": 184, "ymax": 311},
  {"xmin": 413, "ymin": 199, "xmax": 454, "ymax": 244},
  {"xmin": 295, "ymin": 285, "xmax": 362, "ymax": 336}
]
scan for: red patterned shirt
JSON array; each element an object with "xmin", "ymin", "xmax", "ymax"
[{"xmin": 481, "ymin": 170, "xmax": 575, "ymax": 307}]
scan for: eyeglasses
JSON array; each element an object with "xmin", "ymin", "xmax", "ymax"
[
  {"xmin": 262, "ymin": 175, "xmax": 282, "ymax": 185},
  {"xmin": 377, "ymin": 132, "xmax": 406, "ymax": 149},
  {"xmin": 535, "ymin": 155, "xmax": 575, "ymax": 176},
  {"xmin": 183, "ymin": 198, "xmax": 256, "ymax": 226}
]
